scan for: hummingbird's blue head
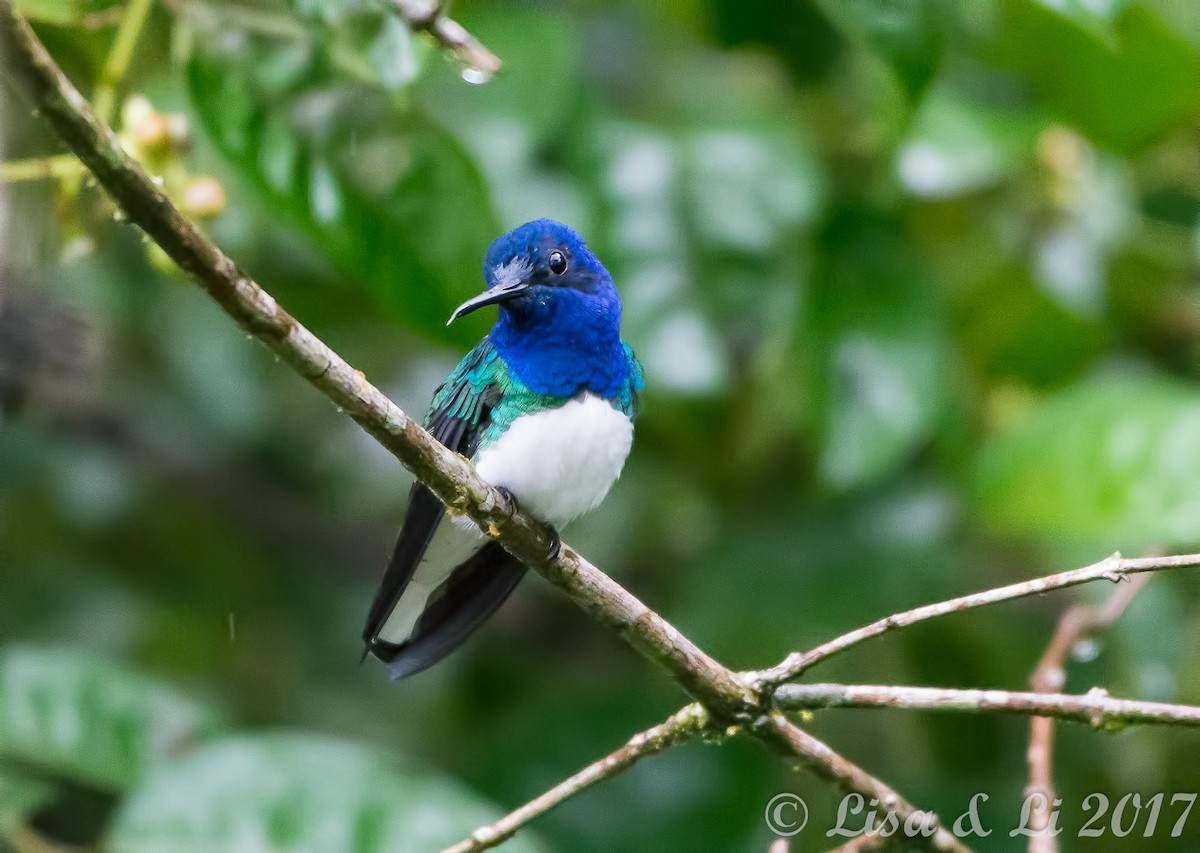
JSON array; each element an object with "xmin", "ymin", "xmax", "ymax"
[
  {"xmin": 449, "ymin": 219, "xmax": 628, "ymax": 397},
  {"xmin": 449, "ymin": 219, "xmax": 620, "ymax": 331}
]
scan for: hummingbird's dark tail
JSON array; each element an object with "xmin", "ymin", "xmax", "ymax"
[{"xmin": 368, "ymin": 543, "xmax": 526, "ymax": 680}]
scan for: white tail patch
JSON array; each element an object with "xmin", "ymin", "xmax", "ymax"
[{"xmin": 376, "ymin": 521, "xmax": 485, "ymax": 645}]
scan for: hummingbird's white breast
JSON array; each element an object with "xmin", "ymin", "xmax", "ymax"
[
  {"xmin": 474, "ymin": 392, "xmax": 634, "ymax": 527},
  {"xmin": 376, "ymin": 394, "xmax": 633, "ymax": 646}
]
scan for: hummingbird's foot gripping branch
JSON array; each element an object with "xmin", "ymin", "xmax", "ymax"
[
  {"xmin": 491, "ymin": 485, "xmax": 560, "ymax": 559},
  {"xmin": 543, "ymin": 527, "xmax": 562, "ymax": 562}
]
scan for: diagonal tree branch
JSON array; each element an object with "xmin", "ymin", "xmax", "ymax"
[
  {"xmin": 0, "ymin": 8, "xmax": 963, "ymax": 850},
  {"xmin": 9, "ymin": 8, "xmax": 1200, "ymax": 853},
  {"xmin": 0, "ymin": 0, "xmax": 755, "ymax": 722}
]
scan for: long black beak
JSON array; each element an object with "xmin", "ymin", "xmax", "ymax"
[{"xmin": 447, "ymin": 281, "xmax": 530, "ymax": 325}]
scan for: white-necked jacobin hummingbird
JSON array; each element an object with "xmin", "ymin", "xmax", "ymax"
[{"xmin": 363, "ymin": 219, "xmax": 643, "ymax": 679}]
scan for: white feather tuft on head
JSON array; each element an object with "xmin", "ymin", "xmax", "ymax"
[{"xmin": 492, "ymin": 256, "xmax": 533, "ymax": 290}]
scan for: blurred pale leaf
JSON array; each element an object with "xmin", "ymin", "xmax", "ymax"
[
  {"xmin": 975, "ymin": 375, "xmax": 1200, "ymax": 547},
  {"xmin": 814, "ymin": 262, "xmax": 949, "ymax": 489},
  {"xmin": 0, "ymin": 647, "xmax": 224, "ymax": 789},
  {"xmin": 186, "ymin": 26, "xmax": 497, "ymax": 344},
  {"xmin": 1030, "ymin": 147, "xmax": 1136, "ymax": 318},
  {"xmin": 598, "ymin": 114, "xmax": 822, "ymax": 394},
  {"xmin": 108, "ymin": 733, "xmax": 543, "ymax": 853},
  {"xmin": 682, "ymin": 127, "xmax": 824, "ymax": 252},
  {"xmin": 1143, "ymin": 0, "xmax": 1200, "ymax": 49},
  {"xmin": 821, "ymin": 327, "xmax": 946, "ymax": 488},
  {"xmin": 897, "ymin": 71, "xmax": 1046, "ymax": 197},
  {"xmin": 290, "ymin": 0, "xmax": 429, "ymax": 91}
]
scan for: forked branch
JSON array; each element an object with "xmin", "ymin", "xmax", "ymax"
[{"xmin": 4, "ymin": 7, "xmax": 1199, "ymax": 853}]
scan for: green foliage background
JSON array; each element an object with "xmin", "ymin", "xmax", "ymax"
[{"xmin": 3, "ymin": 0, "xmax": 1200, "ymax": 849}]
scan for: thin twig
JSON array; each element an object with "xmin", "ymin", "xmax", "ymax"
[
  {"xmin": 382, "ymin": 0, "xmax": 501, "ymax": 80},
  {"xmin": 1024, "ymin": 573, "xmax": 1150, "ymax": 852},
  {"xmin": 0, "ymin": 153, "xmax": 84, "ymax": 183},
  {"xmin": 773, "ymin": 681, "xmax": 1200, "ymax": 728},
  {"xmin": 440, "ymin": 704, "xmax": 711, "ymax": 853},
  {"xmin": 82, "ymin": 6, "xmax": 127, "ymax": 30},
  {"xmin": 92, "ymin": 0, "xmax": 154, "ymax": 123},
  {"xmin": 752, "ymin": 553, "xmax": 1200, "ymax": 686}
]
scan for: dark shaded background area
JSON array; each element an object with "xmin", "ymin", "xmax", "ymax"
[{"xmin": 3, "ymin": 0, "xmax": 1200, "ymax": 850}]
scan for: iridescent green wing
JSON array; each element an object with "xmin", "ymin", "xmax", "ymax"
[
  {"xmin": 363, "ymin": 339, "xmax": 518, "ymax": 669},
  {"xmin": 619, "ymin": 342, "xmax": 645, "ymax": 418},
  {"xmin": 424, "ymin": 338, "xmax": 512, "ymax": 459}
]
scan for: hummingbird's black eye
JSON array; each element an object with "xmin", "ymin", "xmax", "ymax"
[{"xmin": 548, "ymin": 250, "xmax": 568, "ymax": 276}]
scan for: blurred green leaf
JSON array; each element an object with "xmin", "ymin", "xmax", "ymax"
[
  {"xmin": 0, "ymin": 768, "xmax": 55, "ymax": 834},
  {"xmin": 108, "ymin": 733, "xmax": 542, "ymax": 853},
  {"xmin": 0, "ymin": 647, "xmax": 224, "ymax": 790},
  {"xmin": 815, "ymin": 0, "xmax": 945, "ymax": 98},
  {"xmin": 955, "ymin": 271, "xmax": 1107, "ymax": 387},
  {"xmin": 420, "ymin": 9, "xmax": 581, "ymax": 140},
  {"xmin": 8, "ymin": 0, "xmax": 1200, "ymax": 849},
  {"xmin": 1110, "ymin": 577, "xmax": 1185, "ymax": 701},
  {"xmin": 975, "ymin": 375, "xmax": 1200, "ymax": 548},
  {"xmin": 186, "ymin": 25, "xmax": 497, "ymax": 343},
  {"xmin": 1030, "ymin": 0, "xmax": 1132, "ymax": 42},
  {"xmin": 994, "ymin": 1, "xmax": 1200, "ymax": 152}
]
